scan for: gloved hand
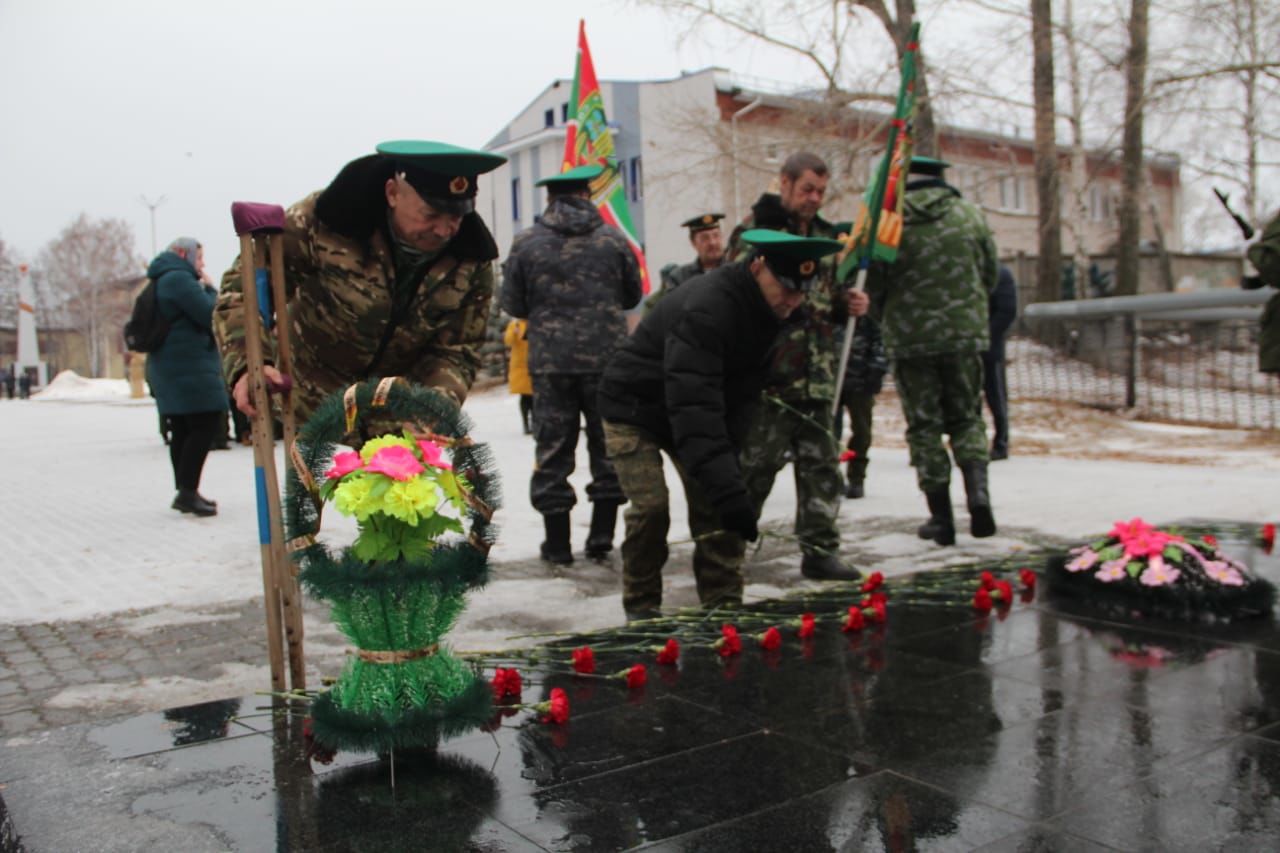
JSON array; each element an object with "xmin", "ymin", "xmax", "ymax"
[{"xmin": 720, "ymin": 497, "xmax": 759, "ymax": 543}]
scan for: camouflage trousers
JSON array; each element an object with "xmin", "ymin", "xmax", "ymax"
[
  {"xmin": 530, "ymin": 373, "xmax": 626, "ymax": 515},
  {"xmin": 602, "ymin": 420, "xmax": 744, "ymax": 613},
  {"xmin": 893, "ymin": 353, "xmax": 989, "ymax": 492},
  {"xmin": 835, "ymin": 392, "xmax": 876, "ymax": 484},
  {"xmin": 738, "ymin": 397, "xmax": 843, "ymax": 556}
]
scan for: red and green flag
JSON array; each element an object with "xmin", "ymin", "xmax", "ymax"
[
  {"xmin": 837, "ymin": 22, "xmax": 922, "ymax": 281},
  {"xmin": 561, "ymin": 19, "xmax": 652, "ymax": 293}
]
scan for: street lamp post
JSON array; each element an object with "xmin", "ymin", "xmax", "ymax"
[{"xmin": 139, "ymin": 194, "xmax": 167, "ymax": 256}]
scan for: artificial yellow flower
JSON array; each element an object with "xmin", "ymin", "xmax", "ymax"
[{"xmin": 334, "ymin": 476, "xmax": 376, "ymax": 520}]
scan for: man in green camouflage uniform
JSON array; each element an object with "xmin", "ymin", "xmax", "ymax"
[
  {"xmin": 214, "ymin": 141, "xmax": 506, "ymax": 423},
  {"xmin": 1243, "ymin": 209, "xmax": 1280, "ymax": 374},
  {"xmin": 725, "ymin": 152, "xmax": 861, "ymax": 581},
  {"xmin": 866, "ymin": 157, "xmax": 998, "ymax": 545},
  {"xmin": 647, "ymin": 213, "xmax": 726, "ymax": 313}
]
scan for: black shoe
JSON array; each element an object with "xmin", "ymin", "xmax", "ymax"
[
  {"xmin": 960, "ymin": 462, "xmax": 997, "ymax": 538},
  {"xmin": 625, "ymin": 608, "xmax": 662, "ymax": 625},
  {"xmin": 540, "ymin": 513, "xmax": 573, "ymax": 565},
  {"xmin": 990, "ymin": 445, "xmax": 1008, "ymax": 461},
  {"xmin": 585, "ymin": 501, "xmax": 620, "ymax": 559},
  {"xmin": 917, "ymin": 489, "xmax": 955, "ymax": 546},
  {"xmin": 172, "ymin": 489, "xmax": 217, "ymax": 517},
  {"xmin": 844, "ymin": 480, "xmax": 865, "ymax": 499},
  {"xmin": 800, "ymin": 553, "xmax": 862, "ymax": 582}
]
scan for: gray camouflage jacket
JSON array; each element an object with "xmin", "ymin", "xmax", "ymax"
[{"xmin": 501, "ymin": 196, "xmax": 643, "ymax": 374}]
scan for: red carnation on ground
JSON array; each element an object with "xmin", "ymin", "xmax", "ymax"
[
  {"xmin": 867, "ymin": 598, "xmax": 888, "ymax": 623},
  {"xmin": 1202, "ymin": 534, "xmax": 1218, "ymax": 548},
  {"xmin": 1018, "ymin": 568, "xmax": 1037, "ymax": 589},
  {"xmin": 759, "ymin": 626, "xmax": 782, "ymax": 651},
  {"xmin": 860, "ymin": 571, "xmax": 884, "ymax": 593},
  {"xmin": 624, "ymin": 663, "xmax": 647, "ymax": 689},
  {"xmin": 843, "ymin": 605, "xmax": 866, "ymax": 632},
  {"xmin": 993, "ymin": 580, "xmax": 1014, "ymax": 606},
  {"xmin": 715, "ymin": 624, "xmax": 742, "ymax": 657},
  {"xmin": 973, "ymin": 588, "xmax": 994, "ymax": 612},
  {"xmin": 797, "ymin": 612, "xmax": 816, "ymax": 639},
  {"xmin": 979, "ymin": 571, "xmax": 997, "ymax": 591},
  {"xmin": 540, "ymin": 687, "xmax": 570, "ymax": 724},
  {"xmin": 1262, "ymin": 523, "xmax": 1276, "ymax": 552},
  {"xmin": 655, "ymin": 638, "xmax": 680, "ymax": 665},
  {"xmin": 571, "ymin": 646, "xmax": 596, "ymax": 674},
  {"xmin": 491, "ymin": 667, "xmax": 522, "ymax": 701}
]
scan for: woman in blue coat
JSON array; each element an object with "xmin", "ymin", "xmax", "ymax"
[{"xmin": 145, "ymin": 237, "xmax": 227, "ymax": 516}]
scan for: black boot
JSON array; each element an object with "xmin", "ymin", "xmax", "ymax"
[
  {"xmin": 540, "ymin": 513, "xmax": 574, "ymax": 565},
  {"xmin": 585, "ymin": 501, "xmax": 619, "ymax": 559},
  {"xmin": 917, "ymin": 489, "xmax": 955, "ymax": 546},
  {"xmin": 800, "ymin": 552, "xmax": 862, "ymax": 581},
  {"xmin": 961, "ymin": 462, "xmax": 997, "ymax": 538},
  {"xmin": 172, "ymin": 489, "xmax": 217, "ymax": 517}
]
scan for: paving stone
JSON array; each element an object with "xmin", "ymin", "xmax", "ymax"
[
  {"xmin": 95, "ymin": 664, "xmax": 133, "ymax": 680},
  {"xmin": 18, "ymin": 674, "xmax": 58, "ymax": 691}
]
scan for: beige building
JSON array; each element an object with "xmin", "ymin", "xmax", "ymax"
[{"xmin": 478, "ymin": 68, "xmax": 1183, "ymax": 281}]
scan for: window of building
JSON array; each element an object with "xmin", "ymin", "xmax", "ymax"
[
  {"xmin": 1088, "ymin": 184, "xmax": 1113, "ymax": 222},
  {"xmin": 561, "ymin": 102, "xmax": 569, "ymax": 123},
  {"xmin": 511, "ymin": 177, "xmax": 521, "ymax": 223},
  {"xmin": 544, "ymin": 108, "xmax": 554, "ymax": 128},
  {"xmin": 998, "ymin": 174, "xmax": 1027, "ymax": 212},
  {"xmin": 628, "ymin": 157, "xmax": 643, "ymax": 202}
]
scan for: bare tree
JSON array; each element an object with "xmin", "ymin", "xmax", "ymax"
[
  {"xmin": 0, "ymin": 236, "xmax": 16, "ymax": 329},
  {"xmin": 1114, "ymin": 0, "xmax": 1149, "ymax": 296},
  {"xmin": 1031, "ymin": 0, "xmax": 1062, "ymax": 302},
  {"xmin": 37, "ymin": 215, "xmax": 141, "ymax": 377}
]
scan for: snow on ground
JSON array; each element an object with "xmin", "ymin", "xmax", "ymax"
[
  {"xmin": 1, "ymin": 385, "xmax": 1278, "ymax": 635},
  {"xmin": 30, "ymin": 370, "xmax": 148, "ymax": 404}
]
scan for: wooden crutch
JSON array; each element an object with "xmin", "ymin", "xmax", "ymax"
[{"xmin": 231, "ymin": 201, "xmax": 306, "ymax": 693}]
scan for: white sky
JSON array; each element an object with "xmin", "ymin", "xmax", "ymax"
[{"xmin": 0, "ymin": 0, "xmax": 825, "ymax": 274}]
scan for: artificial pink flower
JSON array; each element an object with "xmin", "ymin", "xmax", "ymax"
[
  {"xmin": 416, "ymin": 438, "xmax": 453, "ymax": 470},
  {"xmin": 364, "ymin": 445, "xmax": 424, "ymax": 481},
  {"xmin": 324, "ymin": 450, "xmax": 363, "ymax": 479},
  {"xmin": 1204, "ymin": 560, "xmax": 1244, "ymax": 586},
  {"xmin": 759, "ymin": 626, "xmax": 782, "ymax": 651},
  {"xmin": 1095, "ymin": 559, "xmax": 1128, "ymax": 583},
  {"xmin": 1139, "ymin": 555, "xmax": 1180, "ymax": 587},
  {"xmin": 1066, "ymin": 549, "xmax": 1099, "ymax": 573}
]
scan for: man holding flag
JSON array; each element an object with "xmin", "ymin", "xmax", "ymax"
[{"xmin": 866, "ymin": 156, "xmax": 998, "ymax": 546}]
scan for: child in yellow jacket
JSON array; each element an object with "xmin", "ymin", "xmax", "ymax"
[{"xmin": 503, "ymin": 319, "xmax": 533, "ymax": 434}]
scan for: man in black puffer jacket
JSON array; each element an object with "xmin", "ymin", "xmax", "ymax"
[
  {"xmin": 502, "ymin": 164, "xmax": 644, "ymax": 565},
  {"xmin": 599, "ymin": 230, "xmax": 867, "ymax": 622}
]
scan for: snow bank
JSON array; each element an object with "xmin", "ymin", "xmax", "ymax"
[{"xmin": 31, "ymin": 370, "xmax": 144, "ymax": 404}]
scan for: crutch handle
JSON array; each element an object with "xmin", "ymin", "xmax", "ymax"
[
  {"xmin": 266, "ymin": 373, "xmax": 293, "ymax": 395},
  {"xmin": 231, "ymin": 201, "xmax": 286, "ymax": 236}
]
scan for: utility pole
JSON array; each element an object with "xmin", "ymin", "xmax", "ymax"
[{"xmin": 139, "ymin": 194, "xmax": 167, "ymax": 256}]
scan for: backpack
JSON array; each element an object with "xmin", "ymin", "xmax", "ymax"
[{"xmin": 123, "ymin": 278, "xmax": 171, "ymax": 353}]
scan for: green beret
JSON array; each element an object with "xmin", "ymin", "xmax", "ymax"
[
  {"xmin": 377, "ymin": 140, "xmax": 507, "ymax": 216},
  {"xmin": 680, "ymin": 213, "xmax": 726, "ymax": 233},
  {"xmin": 740, "ymin": 228, "xmax": 844, "ymax": 292},
  {"xmin": 536, "ymin": 163, "xmax": 606, "ymax": 190}
]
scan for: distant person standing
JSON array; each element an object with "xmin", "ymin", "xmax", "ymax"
[
  {"xmin": 3, "ymin": 366, "xmax": 13, "ymax": 399},
  {"xmin": 16, "ymin": 371, "xmax": 31, "ymax": 399},
  {"xmin": 502, "ymin": 164, "xmax": 644, "ymax": 564},
  {"xmin": 983, "ymin": 265, "xmax": 1018, "ymax": 460},
  {"xmin": 651, "ymin": 213, "xmax": 727, "ymax": 308},
  {"xmin": 503, "ymin": 318, "xmax": 534, "ymax": 434},
  {"xmin": 146, "ymin": 237, "xmax": 227, "ymax": 517},
  {"xmin": 1243, "ymin": 209, "xmax": 1280, "ymax": 374}
]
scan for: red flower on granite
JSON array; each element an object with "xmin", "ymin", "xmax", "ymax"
[
  {"xmin": 993, "ymin": 580, "xmax": 1014, "ymax": 606},
  {"xmin": 1202, "ymin": 534, "xmax": 1218, "ymax": 547},
  {"xmin": 759, "ymin": 626, "xmax": 782, "ymax": 650},
  {"xmin": 843, "ymin": 605, "xmax": 866, "ymax": 632},
  {"xmin": 979, "ymin": 571, "xmax": 997, "ymax": 591},
  {"xmin": 1262, "ymin": 523, "xmax": 1276, "ymax": 553},
  {"xmin": 839, "ymin": 449, "xmax": 857, "ymax": 462},
  {"xmin": 868, "ymin": 598, "xmax": 888, "ymax": 623},
  {"xmin": 655, "ymin": 638, "xmax": 680, "ymax": 665},
  {"xmin": 715, "ymin": 624, "xmax": 742, "ymax": 657},
  {"xmin": 861, "ymin": 571, "xmax": 884, "ymax": 593},
  {"xmin": 540, "ymin": 687, "xmax": 570, "ymax": 724},
  {"xmin": 624, "ymin": 664, "xmax": 647, "ymax": 689},
  {"xmin": 797, "ymin": 612, "xmax": 816, "ymax": 639},
  {"xmin": 571, "ymin": 646, "xmax": 596, "ymax": 674},
  {"xmin": 1018, "ymin": 568, "xmax": 1037, "ymax": 589},
  {"xmin": 491, "ymin": 667, "xmax": 522, "ymax": 701},
  {"xmin": 973, "ymin": 588, "xmax": 993, "ymax": 612}
]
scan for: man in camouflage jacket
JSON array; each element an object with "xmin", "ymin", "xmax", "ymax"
[
  {"xmin": 866, "ymin": 157, "xmax": 999, "ymax": 546},
  {"xmin": 214, "ymin": 141, "xmax": 505, "ymax": 424},
  {"xmin": 502, "ymin": 165, "xmax": 643, "ymax": 565},
  {"xmin": 1243, "ymin": 209, "xmax": 1280, "ymax": 374},
  {"xmin": 651, "ymin": 212, "xmax": 727, "ymax": 305},
  {"xmin": 725, "ymin": 152, "xmax": 860, "ymax": 581}
]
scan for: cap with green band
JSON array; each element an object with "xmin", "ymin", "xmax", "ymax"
[
  {"xmin": 376, "ymin": 140, "xmax": 507, "ymax": 216},
  {"xmin": 739, "ymin": 228, "xmax": 844, "ymax": 292}
]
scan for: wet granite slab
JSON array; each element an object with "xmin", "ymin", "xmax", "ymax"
[{"xmin": 1, "ymin": 522, "xmax": 1278, "ymax": 851}]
